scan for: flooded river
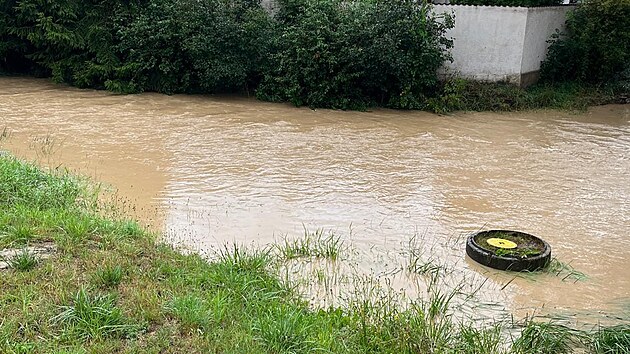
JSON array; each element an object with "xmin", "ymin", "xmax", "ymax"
[{"xmin": 1, "ymin": 77, "xmax": 629, "ymax": 325}]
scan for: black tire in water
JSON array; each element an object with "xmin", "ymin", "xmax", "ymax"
[{"xmin": 466, "ymin": 230, "xmax": 551, "ymax": 272}]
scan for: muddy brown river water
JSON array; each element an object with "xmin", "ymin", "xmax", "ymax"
[{"xmin": 1, "ymin": 77, "xmax": 629, "ymax": 325}]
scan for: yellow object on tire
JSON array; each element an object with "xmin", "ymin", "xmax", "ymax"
[{"xmin": 486, "ymin": 238, "xmax": 517, "ymax": 249}]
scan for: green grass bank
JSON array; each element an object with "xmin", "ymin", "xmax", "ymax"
[{"xmin": 1, "ymin": 155, "xmax": 629, "ymax": 353}]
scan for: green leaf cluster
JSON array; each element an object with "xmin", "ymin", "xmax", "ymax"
[
  {"xmin": 111, "ymin": 0, "xmax": 274, "ymax": 94},
  {"xmin": 541, "ymin": 0, "xmax": 630, "ymax": 89},
  {"xmin": 256, "ymin": 0, "xmax": 454, "ymax": 110},
  {"xmin": 0, "ymin": 0, "xmax": 273, "ymax": 94},
  {"xmin": 1, "ymin": 0, "xmax": 129, "ymax": 85}
]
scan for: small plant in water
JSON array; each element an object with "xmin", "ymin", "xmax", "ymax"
[
  {"xmin": 30, "ymin": 134, "xmax": 64, "ymax": 164},
  {"xmin": 512, "ymin": 320, "xmax": 575, "ymax": 354},
  {"xmin": 276, "ymin": 228, "xmax": 344, "ymax": 261},
  {"xmin": 7, "ymin": 249, "xmax": 38, "ymax": 271},
  {"xmin": 0, "ymin": 127, "xmax": 10, "ymax": 148},
  {"xmin": 544, "ymin": 259, "xmax": 588, "ymax": 282},
  {"xmin": 590, "ymin": 324, "xmax": 630, "ymax": 354},
  {"xmin": 216, "ymin": 243, "xmax": 271, "ymax": 273}
]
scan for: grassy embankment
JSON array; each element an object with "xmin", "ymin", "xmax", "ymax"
[
  {"xmin": 424, "ymin": 80, "xmax": 626, "ymax": 114},
  {"xmin": 1, "ymin": 155, "xmax": 629, "ymax": 353}
]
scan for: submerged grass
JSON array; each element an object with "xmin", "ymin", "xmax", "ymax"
[
  {"xmin": 275, "ymin": 228, "xmax": 344, "ymax": 261},
  {"xmin": 0, "ymin": 155, "xmax": 628, "ymax": 353},
  {"xmin": 591, "ymin": 325, "xmax": 630, "ymax": 354},
  {"xmin": 517, "ymin": 258, "xmax": 589, "ymax": 283},
  {"xmin": 545, "ymin": 258, "xmax": 588, "ymax": 282},
  {"xmin": 512, "ymin": 321, "xmax": 576, "ymax": 354}
]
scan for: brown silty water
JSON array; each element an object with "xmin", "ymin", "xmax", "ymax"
[{"xmin": 1, "ymin": 77, "xmax": 629, "ymax": 325}]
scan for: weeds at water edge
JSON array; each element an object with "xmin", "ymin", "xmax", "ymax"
[
  {"xmin": 2, "ymin": 154, "xmax": 629, "ymax": 353},
  {"xmin": 253, "ymin": 306, "xmax": 317, "ymax": 354},
  {"xmin": 0, "ymin": 127, "xmax": 10, "ymax": 146},
  {"xmin": 590, "ymin": 325, "xmax": 630, "ymax": 354},
  {"xmin": 275, "ymin": 228, "xmax": 344, "ymax": 261},
  {"xmin": 511, "ymin": 319, "xmax": 584, "ymax": 354},
  {"xmin": 455, "ymin": 323, "xmax": 505, "ymax": 354},
  {"xmin": 545, "ymin": 259, "xmax": 588, "ymax": 282}
]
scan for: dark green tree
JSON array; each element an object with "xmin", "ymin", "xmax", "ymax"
[{"xmin": 4, "ymin": 0, "xmax": 130, "ymax": 87}]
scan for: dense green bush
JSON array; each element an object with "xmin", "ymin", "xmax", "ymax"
[
  {"xmin": 0, "ymin": 0, "xmax": 273, "ymax": 94},
  {"xmin": 447, "ymin": 0, "xmax": 562, "ymax": 6},
  {"xmin": 541, "ymin": 0, "xmax": 630, "ymax": 87},
  {"xmin": 0, "ymin": 0, "xmax": 30, "ymax": 73},
  {"xmin": 111, "ymin": 0, "xmax": 273, "ymax": 94},
  {"xmin": 9, "ymin": 0, "xmax": 615, "ymax": 112},
  {"xmin": 256, "ymin": 0, "xmax": 454, "ymax": 110},
  {"xmin": 1, "ymin": 0, "xmax": 126, "ymax": 85}
]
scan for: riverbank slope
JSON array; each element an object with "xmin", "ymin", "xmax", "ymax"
[{"xmin": 1, "ymin": 156, "xmax": 628, "ymax": 353}]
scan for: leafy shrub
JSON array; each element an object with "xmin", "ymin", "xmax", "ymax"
[
  {"xmin": 0, "ymin": 0, "xmax": 32, "ymax": 73},
  {"xmin": 256, "ymin": 0, "xmax": 454, "ymax": 110},
  {"xmin": 2, "ymin": 0, "xmax": 454, "ymax": 109},
  {"xmin": 448, "ymin": 0, "xmax": 561, "ymax": 6},
  {"xmin": 541, "ymin": 0, "xmax": 630, "ymax": 87},
  {"xmin": 3, "ymin": 0, "xmax": 127, "ymax": 86},
  {"xmin": 0, "ymin": 0, "xmax": 273, "ymax": 94},
  {"xmin": 111, "ymin": 0, "xmax": 273, "ymax": 94}
]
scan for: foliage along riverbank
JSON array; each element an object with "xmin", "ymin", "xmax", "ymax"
[
  {"xmin": 2, "ymin": 156, "xmax": 630, "ymax": 352},
  {"xmin": 1, "ymin": 0, "xmax": 628, "ymax": 112}
]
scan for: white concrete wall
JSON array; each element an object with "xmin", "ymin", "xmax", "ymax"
[
  {"xmin": 261, "ymin": 0, "xmax": 280, "ymax": 14},
  {"xmin": 521, "ymin": 6, "xmax": 574, "ymax": 74},
  {"xmin": 434, "ymin": 5, "xmax": 573, "ymax": 86},
  {"xmin": 435, "ymin": 5, "xmax": 528, "ymax": 84}
]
